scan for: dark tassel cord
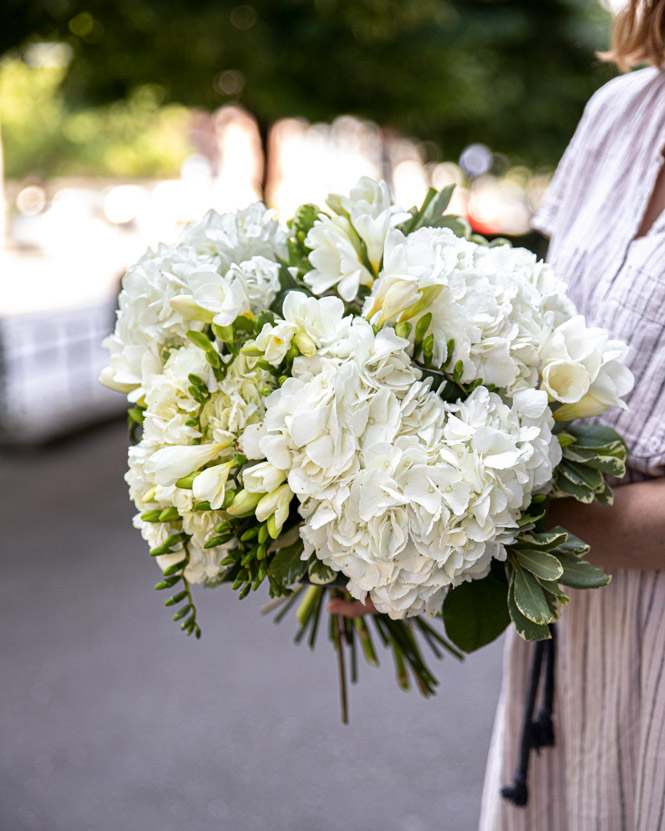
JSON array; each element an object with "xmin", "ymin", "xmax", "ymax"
[{"xmin": 501, "ymin": 624, "xmax": 557, "ymax": 807}]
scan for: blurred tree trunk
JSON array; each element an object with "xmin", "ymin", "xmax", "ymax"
[{"xmin": 256, "ymin": 116, "xmax": 269, "ymax": 204}]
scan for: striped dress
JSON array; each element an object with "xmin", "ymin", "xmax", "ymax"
[{"xmin": 479, "ymin": 67, "xmax": 665, "ymax": 831}]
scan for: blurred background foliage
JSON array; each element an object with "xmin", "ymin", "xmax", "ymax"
[
  {"xmin": 0, "ymin": 58, "xmax": 192, "ymax": 178},
  {"xmin": 1, "ymin": 0, "xmax": 615, "ymax": 179}
]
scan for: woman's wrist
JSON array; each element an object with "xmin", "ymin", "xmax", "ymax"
[{"xmin": 548, "ymin": 478, "xmax": 665, "ymax": 571}]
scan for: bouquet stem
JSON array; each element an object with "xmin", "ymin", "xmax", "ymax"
[{"xmin": 331, "ymin": 590, "xmax": 349, "ymax": 724}]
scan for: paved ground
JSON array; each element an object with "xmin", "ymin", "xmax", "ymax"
[{"xmin": 0, "ymin": 419, "xmax": 504, "ymax": 831}]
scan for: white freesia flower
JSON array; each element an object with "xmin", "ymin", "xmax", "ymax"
[
  {"xmin": 304, "ymin": 214, "xmax": 374, "ymax": 301},
  {"xmin": 243, "ymin": 461, "xmax": 287, "ymax": 494},
  {"xmin": 329, "ymin": 177, "xmax": 411, "ymax": 271},
  {"xmin": 193, "ymin": 275, "xmax": 250, "ymax": 327},
  {"xmin": 282, "ymin": 291, "xmax": 346, "ymax": 352},
  {"xmin": 254, "ymin": 292, "xmax": 348, "ymax": 366},
  {"xmin": 540, "ymin": 316, "xmax": 634, "ymax": 418},
  {"xmin": 255, "ymin": 320, "xmax": 298, "ymax": 366}
]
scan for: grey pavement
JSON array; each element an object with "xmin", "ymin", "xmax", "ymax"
[{"xmin": 0, "ymin": 419, "xmax": 504, "ymax": 831}]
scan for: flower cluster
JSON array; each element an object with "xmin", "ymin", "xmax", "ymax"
[
  {"xmin": 102, "ymin": 177, "xmax": 633, "ymax": 627},
  {"xmin": 105, "ymin": 204, "xmax": 286, "ymax": 585}
]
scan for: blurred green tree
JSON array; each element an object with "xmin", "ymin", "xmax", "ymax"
[{"xmin": 2, "ymin": 0, "xmax": 615, "ymax": 168}]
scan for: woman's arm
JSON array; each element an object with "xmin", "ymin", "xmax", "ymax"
[{"xmin": 549, "ymin": 478, "xmax": 665, "ymax": 571}]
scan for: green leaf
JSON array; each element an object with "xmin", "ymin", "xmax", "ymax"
[
  {"xmin": 556, "ymin": 552, "xmax": 611, "ymax": 589},
  {"xmin": 567, "ymin": 423, "xmax": 627, "ymax": 454},
  {"xmin": 516, "ymin": 529, "xmax": 568, "ymax": 551},
  {"xmin": 442, "ymin": 573, "xmax": 510, "ymax": 653},
  {"xmin": 564, "ymin": 461, "xmax": 604, "ymax": 491},
  {"xmin": 512, "ymin": 564, "xmax": 552, "ymax": 624},
  {"xmin": 128, "ymin": 406, "xmax": 144, "ymax": 425},
  {"xmin": 429, "ymin": 214, "xmax": 471, "ymax": 238},
  {"xmin": 507, "ymin": 575, "xmax": 551, "ymax": 642},
  {"xmin": 516, "ymin": 508, "xmax": 546, "ymax": 527},
  {"xmin": 267, "ymin": 541, "xmax": 307, "ymax": 586},
  {"xmin": 551, "ymin": 531, "xmax": 590, "ymax": 558},
  {"xmin": 307, "ymin": 557, "xmax": 338, "ymax": 585},
  {"xmin": 538, "ymin": 579, "xmax": 569, "ymax": 605},
  {"xmin": 552, "ymin": 474, "xmax": 595, "ymax": 503},
  {"xmin": 415, "ymin": 184, "xmax": 455, "ymax": 229},
  {"xmin": 562, "ymin": 446, "xmax": 626, "ymax": 476},
  {"xmin": 557, "ymin": 433, "xmax": 575, "ymax": 447},
  {"xmin": 593, "ymin": 480, "xmax": 614, "ymax": 505},
  {"xmin": 514, "ymin": 549, "xmax": 564, "ymax": 581},
  {"xmin": 232, "ymin": 315, "xmax": 255, "ymax": 334}
]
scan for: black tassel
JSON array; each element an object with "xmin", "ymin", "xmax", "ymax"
[
  {"xmin": 501, "ymin": 773, "xmax": 529, "ymax": 807},
  {"xmin": 532, "ymin": 626, "xmax": 557, "ymax": 750},
  {"xmin": 501, "ymin": 625, "xmax": 557, "ymax": 807}
]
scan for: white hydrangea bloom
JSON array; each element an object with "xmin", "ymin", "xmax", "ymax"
[
  {"xmin": 363, "ymin": 226, "xmax": 592, "ymax": 398},
  {"xmin": 245, "ymin": 321, "xmax": 561, "ymax": 619},
  {"xmin": 101, "ymin": 244, "xmax": 214, "ymax": 398},
  {"xmin": 101, "ymin": 204, "xmax": 287, "ymax": 399},
  {"xmin": 180, "ymin": 203, "xmax": 288, "ymax": 265},
  {"xmin": 201, "ymin": 354, "xmax": 274, "ymax": 440}
]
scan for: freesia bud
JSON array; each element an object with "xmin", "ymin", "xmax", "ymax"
[
  {"xmin": 226, "ymin": 489, "xmax": 263, "ymax": 516},
  {"xmin": 99, "ymin": 366, "xmax": 139, "ymax": 394},
  {"xmin": 398, "ymin": 285, "xmax": 444, "ymax": 322},
  {"xmin": 378, "ymin": 282, "xmax": 419, "ymax": 325},
  {"xmin": 169, "ymin": 295, "xmax": 215, "ymax": 323},
  {"xmin": 255, "ymin": 483, "xmax": 293, "ymax": 528},
  {"xmin": 145, "ymin": 441, "xmax": 232, "ymax": 486},
  {"xmin": 553, "ymin": 395, "xmax": 610, "ymax": 421},
  {"xmin": 292, "ymin": 331, "xmax": 317, "ymax": 356},
  {"xmin": 192, "ymin": 461, "xmax": 235, "ymax": 510}
]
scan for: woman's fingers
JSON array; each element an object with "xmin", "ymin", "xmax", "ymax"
[{"xmin": 327, "ymin": 597, "xmax": 377, "ymax": 618}]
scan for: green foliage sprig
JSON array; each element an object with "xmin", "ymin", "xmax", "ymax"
[{"xmin": 442, "ymin": 422, "xmax": 628, "ymax": 652}]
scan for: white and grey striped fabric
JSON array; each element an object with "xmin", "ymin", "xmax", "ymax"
[{"xmin": 479, "ymin": 67, "xmax": 665, "ymax": 830}]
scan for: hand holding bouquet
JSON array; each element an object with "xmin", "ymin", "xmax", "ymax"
[{"xmin": 102, "ymin": 179, "xmax": 633, "ymax": 720}]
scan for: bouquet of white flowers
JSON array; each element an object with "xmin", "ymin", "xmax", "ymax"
[{"xmin": 101, "ymin": 179, "xmax": 633, "ymax": 721}]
